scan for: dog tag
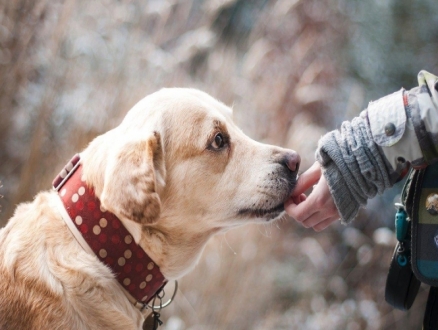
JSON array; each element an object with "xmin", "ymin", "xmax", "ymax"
[{"xmin": 143, "ymin": 311, "xmax": 163, "ymax": 330}]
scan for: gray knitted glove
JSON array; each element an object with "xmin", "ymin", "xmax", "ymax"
[{"xmin": 316, "ymin": 111, "xmax": 394, "ymax": 223}]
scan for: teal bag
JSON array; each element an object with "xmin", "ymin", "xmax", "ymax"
[
  {"xmin": 385, "ymin": 163, "xmax": 438, "ymax": 329},
  {"xmin": 410, "ymin": 163, "xmax": 438, "ymax": 286}
]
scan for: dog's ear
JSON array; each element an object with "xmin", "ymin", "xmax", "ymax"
[{"xmin": 100, "ymin": 131, "xmax": 165, "ymax": 225}]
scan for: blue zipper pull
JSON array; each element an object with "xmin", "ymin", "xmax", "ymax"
[{"xmin": 394, "ymin": 203, "xmax": 408, "ymax": 242}]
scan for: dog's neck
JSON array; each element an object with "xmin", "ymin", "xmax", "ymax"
[
  {"xmin": 53, "ymin": 155, "xmax": 167, "ymax": 305},
  {"xmin": 137, "ymin": 218, "xmax": 220, "ymax": 280}
]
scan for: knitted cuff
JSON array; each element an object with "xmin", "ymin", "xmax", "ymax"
[
  {"xmin": 317, "ymin": 132, "xmax": 361, "ymax": 224},
  {"xmin": 316, "ymin": 113, "xmax": 393, "ymax": 224},
  {"xmin": 320, "ymin": 161, "xmax": 361, "ymax": 224}
]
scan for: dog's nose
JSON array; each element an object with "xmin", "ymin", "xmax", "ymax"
[{"xmin": 283, "ymin": 151, "xmax": 301, "ymax": 173}]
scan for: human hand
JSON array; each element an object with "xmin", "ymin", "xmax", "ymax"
[{"xmin": 285, "ymin": 162, "xmax": 340, "ymax": 231}]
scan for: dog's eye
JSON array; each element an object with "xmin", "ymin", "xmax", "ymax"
[{"xmin": 211, "ymin": 133, "xmax": 226, "ymax": 150}]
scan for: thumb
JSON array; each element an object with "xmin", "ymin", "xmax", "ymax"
[{"xmin": 291, "ymin": 161, "xmax": 321, "ymax": 196}]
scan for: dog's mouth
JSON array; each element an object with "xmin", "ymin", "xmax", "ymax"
[
  {"xmin": 237, "ymin": 202, "xmax": 285, "ymax": 222},
  {"xmin": 236, "ymin": 173, "xmax": 297, "ymax": 222}
]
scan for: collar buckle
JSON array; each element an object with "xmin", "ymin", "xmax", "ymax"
[{"xmin": 52, "ymin": 154, "xmax": 81, "ymax": 191}]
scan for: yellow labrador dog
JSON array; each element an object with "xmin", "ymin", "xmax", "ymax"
[{"xmin": 0, "ymin": 88, "xmax": 300, "ymax": 330}]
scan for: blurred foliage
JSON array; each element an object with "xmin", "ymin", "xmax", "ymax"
[{"xmin": 0, "ymin": 0, "xmax": 437, "ymax": 329}]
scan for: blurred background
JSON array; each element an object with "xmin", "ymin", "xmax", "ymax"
[{"xmin": 1, "ymin": 0, "xmax": 438, "ymax": 329}]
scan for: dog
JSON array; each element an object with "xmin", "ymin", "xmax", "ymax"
[{"xmin": 0, "ymin": 88, "xmax": 300, "ymax": 329}]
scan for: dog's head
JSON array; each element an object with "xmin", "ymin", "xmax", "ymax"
[{"xmin": 82, "ymin": 88, "xmax": 300, "ymax": 232}]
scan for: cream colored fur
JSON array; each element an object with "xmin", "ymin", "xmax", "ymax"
[{"xmin": 0, "ymin": 88, "xmax": 299, "ymax": 329}]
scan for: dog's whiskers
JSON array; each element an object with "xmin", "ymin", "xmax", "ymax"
[
  {"xmin": 222, "ymin": 232, "xmax": 237, "ymax": 255},
  {"xmin": 257, "ymin": 224, "xmax": 272, "ymax": 238}
]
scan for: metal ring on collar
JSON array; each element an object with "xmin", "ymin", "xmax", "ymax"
[{"xmin": 148, "ymin": 280, "xmax": 178, "ymax": 310}]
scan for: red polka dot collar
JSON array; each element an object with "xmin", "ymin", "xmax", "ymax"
[{"xmin": 53, "ymin": 154, "xmax": 167, "ymax": 307}]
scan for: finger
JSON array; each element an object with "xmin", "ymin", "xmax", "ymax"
[
  {"xmin": 289, "ymin": 193, "xmax": 307, "ymax": 205},
  {"xmin": 301, "ymin": 203, "xmax": 338, "ymax": 229},
  {"xmin": 301, "ymin": 212, "xmax": 329, "ymax": 229},
  {"xmin": 285, "ymin": 197, "xmax": 318, "ymax": 223},
  {"xmin": 312, "ymin": 217, "xmax": 339, "ymax": 232},
  {"xmin": 291, "ymin": 162, "xmax": 321, "ymax": 196}
]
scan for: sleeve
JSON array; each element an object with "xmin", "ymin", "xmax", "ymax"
[
  {"xmin": 316, "ymin": 71, "xmax": 438, "ymax": 224},
  {"xmin": 368, "ymin": 71, "xmax": 438, "ymax": 169},
  {"xmin": 316, "ymin": 112, "xmax": 394, "ymax": 224}
]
